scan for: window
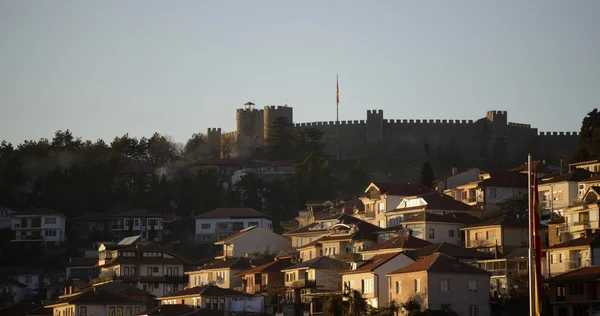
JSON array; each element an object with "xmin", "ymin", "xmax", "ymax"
[
  {"xmin": 490, "ymin": 188, "xmax": 496, "ymax": 198},
  {"xmin": 348, "ymin": 280, "xmax": 354, "ymax": 290},
  {"xmin": 396, "ymin": 281, "xmax": 401, "ymax": 294},
  {"xmin": 148, "ymin": 219, "xmax": 159, "ymax": 226},
  {"xmin": 201, "ymin": 223, "xmax": 211, "ymax": 229},
  {"xmin": 44, "ymin": 230, "xmax": 57, "ymax": 237},
  {"xmin": 428, "ymin": 229, "xmax": 435, "ymax": 239},
  {"xmin": 134, "ymin": 219, "xmax": 139, "ymax": 226},
  {"xmin": 131, "ymin": 267, "xmax": 136, "ymax": 276},
  {"xmin": 212, "ymin": 298, "xmax": 218, "ymax": 309},
  {"xmin": 449, "ymin": 229, "xmax": 454, "ymax": 237},
  {"xmin": 109, "ymin": 307, "xmax": 115, "ymax": 316},
  {"xmin": 154, "ymin": 283, "xmax": 159, "ymax": 288},
  {"xmin": 559, "ymin": 253, "xmax": 563, "ymax": 263},
  {"xmin": 134, "ymin": 307, "xmax": 140, "ymax": 315},
  {"xmin": 117, "ymin": 307, "xmax": 123, "ymax": 316},
  {"xmin": 486, "ymin": 230, "xmax": 496, "ymax": 240},
  {"xmin": 26, "ymin": 288, "xmax": 31, "ymax": 294},
  {"xmin": 126, "ymin": 307, "xmax": 132, "ymax": 316},
  {"xmin": 248, "ymin": 222, "xmax": 259, "ymax": 227},
  {"xmin": 205, "ymin": 298, "xmax": 211, "ymax": 309},
  {"xmin": 362, "ymin": 279, "xmax": 374, "ymax": 294},
  {"xmin": 124, "ymin": 267, "xmax": 130, "ymax": 276},
  {"xmin": 167, "ymin": 267, "xmax": 172, "ymax": 276},
  {"xmin": 378, "ymin": 203, "xmax": 385, "ymax": 212},
  {"xmin": 468, "ymin": 280, "xmax": 477, "ymax": 291},
  {"xmin": 45, "ymin": 217, "xmax": 57, "ymax": 224},
  {"xmin": 568, "ymin": 283, "xmax": 584, "ymax": 295},
  {"xmin": 153, "ymin": 267, "xmax": 159, "ymax": 273},
  {"xmin": 414, "ymin": 279, "xmax": 421, "ymax": 293},
  {"xmin": 441, "ymin": 279, "xmax": 450, "ymax": 292},
  {"xmin": 550, "ymin": 254, "xmax": 554, "ymax": 263},
  {"xmin": 147, "ymin": 267, "xmax": 152, "ymax": 276},
  {"xmin": 25, "ymin": 276, "xmax": 31, "ymax": 284},
  {"xmin": 219, "ymin": 298, "xmax": 226, "ymax": 310},
  {"xmin": 469, "ymin": 305, "xmax": 479, "ymax": 316}
]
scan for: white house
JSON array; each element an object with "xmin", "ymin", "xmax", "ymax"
[
  {"xmin": 342, "ymin": 252, "xmax": 415, "ymax": 308},
  {"xmin": 435, "ymin": 168, "xmax": 484, "ymax": 196},
  {"xmin": 398, "ymin": 212, "xmax": 481, "ymax": 245},
  {"xmin": 538, "ymin": 168, "xmax": 592, "ymax": 215},
  {"xmin": 385, "ymin": 192, "xmax": 472, "ymax": 228},
  {"xmin": 454, "ymin": 171, "xmax": 528, "ymax": 207},
  {"xmin": 186, "ymin": 257, "xmax": 253, "ymax": 290},
  {"xmin": 214, "ymin": 226, "xmax": 291, "ymax": 259},
  {"xmin": 10, "ymin": 208, "xmax": 66, "ymax": 246},
  {"xmin": 195, "ymin": 208, "xmax": 273, "ymax": 243},
  {"xmin": 0, "ymin": 277, "xmax": 27, "ymax": 304}
]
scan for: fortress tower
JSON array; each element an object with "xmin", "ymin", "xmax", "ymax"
[
  {"xmin": 264, "ymin": 105, "xmax": 293, "ymax": 142},
  {"xmin": 235, "ymin": 102, "xmax": 264, "ymax": 158},
  {"xmin": 366, "ymin": 109, "xmax": 384, "ymax": 155},
  {"xmin": 206, "ymin": 128, "xmax": 221, "ymax": 157}
]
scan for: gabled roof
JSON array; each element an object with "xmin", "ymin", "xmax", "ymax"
[
  {"xmin": 0, "ymin": 278, "xmax": 27, "ymax": 288},
  {"xmin": 234, "ymin": 259, "xmax": 294, "ymax": 276},
  {"xmin": 113, "ymin": 208, "xmax": 162, "ymax": 218},
  {"xmin": 400, "ymin": 212, "xmax": 480, "ymax": 224},
  {"xmin": 143, "ymin": 304, "xmax": 197, "ymax": 316},
  {"xmin": 283, "ymin": 222, "xmax": 327, "ymax": 235},
  {"xmin": 416, "ymin": 193, "xmax": 472, "ymax": 212},
  {"xmin": 343, "ymin": 252, "xmax": 409, "ymax": 275},
  {"xmin": 511, "ymin": 161, "xmax": 553, "ymax": 174},
  {"xmin": 361, "ymin": 233, "xmax": 432, "ymax": 253},
  {"xmin": 282, "ymin": 256, "xmax": 348, "ymax": 271},
  {"xmin": 580, "ymin": 174, "xmax": 600, "ymax": 183},
  {"xmin": 190, "ymin": 257, "xmax": 253, "ymax": 272},
  {"xmin": 540, "ymin": 168, "xmax": 593, "ymax": 185},
  {"xmin": 366, "ymin": 182, "xmax": 434, "ymax": 196},
  {"xmin": 546, "ymin": 266, "xmax": 600, "ymax": 282},
  {"xmin": 388, "ymin": 253, "xmax": 491, "ymax": 275},
  {"xmin": 461, "ymin": 215, "xmax": 528, "ymax": 229},
  {"xmin": 12, "ymin": 208, "xmax": 62, "ymax": 216},
  {"xmin": 216, "ymin": 226, "xmax": 259, "ymax": 244},
  {"xmin": 158, "ymin": 285, "xmax": 248, "ymax": 299},
  {"xmin": 547, "ymin": 232, "xmax": 600, "ymax": 249},
  {"xmin": 46, "ymin": 289, "xmax": 146, "ymax": 307},
  {"xmin": 406, "ymin": 242, "xmax": 494, "ymax": 260},
  {"xmin": 0, "ymin": 304, "xmax": 45, "ymax": 316},
  {"xmin": 195, "ymin": 208, "xmax": 271, "ymax": 220},
  {"xmin": 477, "ymin": 171, "xmax": 528, "ymax": 188}
]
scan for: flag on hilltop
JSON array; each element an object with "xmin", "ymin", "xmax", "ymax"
[{"xmin": 533, "ymin": 167, "xmax": 543, "ymax": 316}]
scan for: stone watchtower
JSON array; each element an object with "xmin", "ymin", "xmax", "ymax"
[
  {"xmin": 366, "ymin": 109, "xmax": 384, "ymax": 154},
  {"xmin": 206, "ymin": 128, "xmax": 222, "ymax": 158},
  {"xmin": 235, "ymin": 102, "xmax": 264, "ymax": 159},
  {"xmin": 263, "ymin": 105, "xmax": 293, "ymax": 142}
]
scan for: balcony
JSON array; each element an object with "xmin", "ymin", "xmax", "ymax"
[
  {"xmin": 364, "ymin": 211, "xmax": 376, "ymax": 219},
  {"xmin": 285, "ymin": 279, "xmax": 317, "ymax": 288},
  {"xmin": 164, "ymin": 275, "xmax": 188, "ymax": 283}
]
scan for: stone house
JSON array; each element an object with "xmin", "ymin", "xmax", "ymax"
[{"xmin": 460, "ymin": 215, "xmax": 529, "ymax": 256}]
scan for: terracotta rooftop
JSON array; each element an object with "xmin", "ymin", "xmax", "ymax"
[
  {"xmin": 47, "ymin": 289, "xmax": 146, "ymax": 307},
  {"xmin": 406, "ymin": 242, "xmax": 494, "ymax": 260},
  {"xmin": 401, "ymin": 212, "xmax": 480, "ymax": 224},
  {"xmin": 540, "ymin": 168, "xmax": 593, "ymax": 185},
  {"xmin": 282, "ymin": 256, "xmax": 349, "ymax": 271},
  {"xmin": 390, "ymin": 193, "xmax": 472, "ymax": 213},
  {"xmin": 195, "ymin": 208, "xmax": 271, "ymax": 220},
  {"xmin": 234, "ymin": 259, "xmax": 294, "ymax": 276},
  {"xmin": 113, "ymin": 208, "xmax": 162, "ymax": 218},
  {"xmin": 546, "ymin": 266, "xmax": 600, "ymax": 282},
  {"xmin": 462, "ymin": 215, "xmax": 528, "ymax": 229},
  {"xmin": 547, "ymin": 232, "xmax": 600, "ymax": 249},
  {"xmin": 361, "ymin": 234, "xmax": 432, "ymax": 252},
  {"xmin": 283, "ymin": 222, "xmax": 327, "ymax": 235},
  {"xmin": 12, "ymin": 208, "xmax": 63, "ymax": 216},
  {"xmin": 216, "ymin": 226, "xmax": 258, "ymax": 243},
  {"xmin": 369, "ymin": 182, "xmax": 435, "ymax": 196},
  {"xmin": 388, "ymin": 253, "xmax": 491, "ymax": 275},
  {"xmin": 159, "ymin": 284, "xmax": 248, "ymax": 299},
  {"xmin": 343, "ymin": 252, "xmax": 408, "ymax": 275},
  {"xmin": 477, "ymin": 171, "xmax": 528, "ymax": 188},
  {"xmin": 190, "ymin": 257, "xmax": 253, "ymax": 272}
]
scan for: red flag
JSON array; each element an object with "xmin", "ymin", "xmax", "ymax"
[
  {"xmin": 336, "ymin": 76, "xmax": 339, "ymax": 107},
  {"xmin": 533, "ymin": 167, "xmax": 543, "ymax": 316}
]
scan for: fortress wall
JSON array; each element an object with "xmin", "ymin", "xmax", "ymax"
[
  {"xmin": 505, "ymin": 124, "xmax": 537, "ymax": 166},
  {"xmin": 294, "ymin": 120, "xmax": 368, "ymax": 159},
  {"xmin": 535, "ymin": 132, "xmax": 580, "ymax": 161}
]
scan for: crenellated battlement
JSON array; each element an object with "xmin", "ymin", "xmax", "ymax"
[
  {"xmin": 236, "ymin": 108, "xmax": 264, "ymax": 113},
  {"xmin": 487, "ymin": 110, "xmax": 507, "ymax": 116},
  {"xmin": 265, "ymin": 105, "xmax": 291, "ymax": 110},
  {"xmin": 383, "ymin": 119, "xmax": 475, "ymax": 124},
  {"xmin": 538, "ymin": 131, "xmax": 579, "ymax": 136},
  {"xmin": 507, "ymin": 122, "xmax": 531, "ymax": 128},
  {"xmin": 367, "ymin": 109, "xmax": 383, "ymax": 115},
  {"xmin": 294, "ymin": 120, "xmax": 367, "ymax": 128},
  {"xmin": 207, "ymin": 128, "xmax": 222, "ymax": 132}
]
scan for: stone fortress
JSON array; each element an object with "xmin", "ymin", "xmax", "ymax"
[{"xmin": 205, "ymin": 102, "xmax": 579, "ymax": 171}]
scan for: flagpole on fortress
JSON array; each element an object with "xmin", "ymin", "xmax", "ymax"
[
  {"xmin": 527, "ymin": 153, "xmax": 534, "ymax": 316},
  {"xmin": 336, "ymin": 74, "xmax": 340, "ymax": 160}
]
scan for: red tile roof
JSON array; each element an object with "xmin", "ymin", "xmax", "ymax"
[
  {"xmin": 361, "ymin": 234, "xmax": 432, "ymax": 252},
  {"xmin": 547, "ymin": 232, "xmax": 600, "ymax": 249},
  {"xmin": 477, "ymin": 171, "xmax": 528, "ymax": 188},
  {"xmin": 191, "ymin": 257, "xmax": 253, "ymax": 271},
  {"xmin": 406, "ymin": 242, "xmax": 494, "ymax": 260},
  {"xmin": 159, "ymin": 284, "xmax": 248, "ymax": 299},
  {"xmin": 234, "ymin": 259, "xmax": 294, "ymax": 276},
  {"xmin": 343, "ymin": 252, "xmax": 407, "ymax": 275},
  {"xmin": 283, "ymin": 222, "xmax": 327, "ymax": 235},
  {"xmin": 540, "ymin": 168, "xmax": 593, "ymax": 185},
  {"xmin": 462, "ymin": 215, "xmax": 528, "ymax": 229},
  {"xmin": 546, "ymin": 266, "xmax": 600, "ymax": 282},
  {"xmin": 217, "ymin": 226, "xmax": 258, "ymax": 243},
  {"xmin": 47, "ymin": 289, "xmax": 146, "ymax": 307},
  {"xmin": 297, "ymin": 238, "xmax": 324, "ymax": 250},
  {"xmin": 195, "ymin": 208, "xmax": 271, "ymax": 220},
  {"xmin": 370, "ymin": 183, "xmax": 435, "ymax": 196},
  {"xmin": 96, "ymin": 256, "xmax": 188, "ymax": 268},
  {"xmin": 400, "ymin": 212, "xmax": 480, "ymax": 224},
  {"xmin": 388, "ymin": 253, "xmax": 490, "ymax": 275}
]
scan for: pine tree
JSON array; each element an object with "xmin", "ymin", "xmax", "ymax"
[{"xmin": 420, "ymin": 161, "xmax": 435, "ymax": 188}]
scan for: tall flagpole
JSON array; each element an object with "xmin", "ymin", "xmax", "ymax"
[
  {"xmin": 336, "ymin": 74, "xmax": 340, "ymax": 160},
  {"xmin": 527, "ymin": 154, "xmax": 534, "ymax": 316}
]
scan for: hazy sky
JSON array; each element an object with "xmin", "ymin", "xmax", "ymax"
[{"xmin": 1, "ymin": 1, "xmax": 599, "ymax": 145}]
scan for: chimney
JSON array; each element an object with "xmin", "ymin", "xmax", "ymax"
[
  {"xmin": 69, "ymin": 286, "xmax": 73, "ymax": 294},
  {"xmin": 451, "ymin": 167, "xmax": 458, "ymax": 176},
  {"xmin": 63, "ymin": 287, "xmax": 67, "ymax": 296}
]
